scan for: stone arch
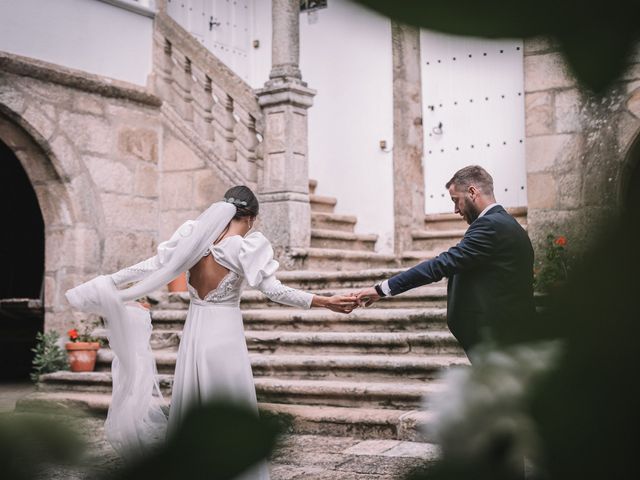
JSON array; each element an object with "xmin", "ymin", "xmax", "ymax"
[
  {"xmin": 618, "ymin": 127, "xmax": 640, "ymax": 217},
  {"xmin": 616, "ymin": 86, "xmax": 640, "ymax": 216},
  {"xmin": 0, "ymin": 104, "xmax": 103, "ymax": 333}
]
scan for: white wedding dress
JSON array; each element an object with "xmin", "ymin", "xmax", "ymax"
[
  {"xmin": 65, "ymin": 202, "xmax": 313, "ymax": 480},
  {"xmin": 168, "ymin": 232, "xmax": 313, "ymax": 480}
]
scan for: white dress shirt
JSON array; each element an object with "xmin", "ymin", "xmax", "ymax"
[{"xmin": 379, "ymin": 203, "xmax": 502, "ymax": 297}]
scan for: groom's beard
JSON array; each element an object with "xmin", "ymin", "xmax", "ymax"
[{"xmin": 462, "ymin": 197, "xmax": 480, "ymax": 225}]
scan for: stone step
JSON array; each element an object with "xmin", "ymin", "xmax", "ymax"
[
  {"xmin": 255, "ymin": 377, "xmax": 444, "ymax": 410},
  {"xmin": 399, "ymin": 251, "xmax": 439, "ymax": 268},
  {"xmin": 148, "ymin": 284, "xmax": 447, "ymax": 311},
  {"xmin": 411, "ymin": 229, "xmax": 466, "ymax": 252},
  {"xmin": 289, "ymin": 248, "xmax": 398, "ymax": 271},
  {"xmin": 309, "ymin": 194, "xmax": 337, "ymax": 214},
  {"xmin": 16, "ymin": 391, "xmax": 435, "ymax": 441},
  {"xmin": 36, "ymin": 371, "xmax": 447, "ymax": 410},
  {"xmin": 150, "ymin": 307, "xmax": 448, "ymax": 331},
  {"xmin": 93, "ymin": 328, "xmax": 461, "ymax": 355},
  {"xmin": 310, "ymin": 229, "xmax": 378, "ymax": 252},
  {"xmin": 424, "ymin": 206, "xmax": 527, "ymax": 231},
  {"xmin": 247, "ymin": 331, "xmax": 461, "ymax": 355},
  {"xmin": 261, "ymin": 402, "xmax": 433, "ymax": 441},
  {"xmin": 149, "ymin": 269, "xmax": 415, "ymax": 296},
  {"xmin": 311, "ymin": 212, "xmax": 357, "ymax": 233},
  {"xmin": 95, "ymin": 349, "xmax": 467, "ymax": 379},
  {"xmin": 243, "ymin": 286, "xmax": 447, "ymax": 310}
]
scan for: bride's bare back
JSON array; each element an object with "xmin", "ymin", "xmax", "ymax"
[{"xmin": 188, "ymin": 236, "xmax": 232, "ymax": 299}]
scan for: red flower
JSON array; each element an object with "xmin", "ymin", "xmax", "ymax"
[
  {"xmin": 554, "ymin": 236, "xmax": 567, "ymax": 247},
  {"xmin": 68, "ymin": 328, "xmax": 79, "ymax": 341}
]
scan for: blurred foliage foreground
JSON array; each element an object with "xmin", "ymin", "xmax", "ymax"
[{"xmin": 0, "ymin": 401, "xmax": 282, "ymax": 480}]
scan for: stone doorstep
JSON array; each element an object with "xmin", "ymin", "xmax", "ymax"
[{"xmin": 16, "ymin": 391, "xmax": 436, "ymax": 441}]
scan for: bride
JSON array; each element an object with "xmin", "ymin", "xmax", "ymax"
[{"xmin": 65, "ymin": 185, "xmax": 357, "ymax": 478}]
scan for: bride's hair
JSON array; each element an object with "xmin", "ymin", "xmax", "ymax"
[{"xmin": 223, "ymin": 185, "xmax": 259, "ymax": 219}]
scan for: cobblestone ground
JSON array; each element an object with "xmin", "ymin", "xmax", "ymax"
[{"xmin": 0, "ymin": 383, "xmax": 439, "ymax": 479}]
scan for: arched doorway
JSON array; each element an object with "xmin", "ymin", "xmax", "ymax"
[{"xmin": 0, "ymin": 138, "xmax": 45, "ymax": 380}]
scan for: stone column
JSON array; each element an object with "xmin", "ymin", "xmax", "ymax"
[
  {"xmin": 256, "ymin": 0, "xmax": 315, "ymax": 259},
  {"xmin": 392, "ymin": 22, "xmax": 425, "ymax": 254}
]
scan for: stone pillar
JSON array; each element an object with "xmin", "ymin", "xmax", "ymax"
[
  {"xmin": 256, "ymin": 0, "xmax": 315, "ymax": 258},
  {"xmin": 391, "ymin": 22, "xmax": 425, "ymax": 254}
]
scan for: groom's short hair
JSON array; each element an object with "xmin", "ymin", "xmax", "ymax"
[{"xmin": 446, "ymin": 165, "xmax": 494, "ymax": 195}]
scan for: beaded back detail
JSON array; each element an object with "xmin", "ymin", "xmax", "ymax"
[{"xmin": 186, "ymin": 270, "xmax": 244, "ymax": 306}]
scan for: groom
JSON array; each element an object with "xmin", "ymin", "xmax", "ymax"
[{"xmin": 356, "ymin": 165, "xmax": 535, "ymax": 357}]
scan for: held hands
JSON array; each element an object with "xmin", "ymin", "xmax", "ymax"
[
  {"xmin": 313, "ymin": 287, "xmax": 383, "ymax": 314},
  {"xmin": 323, "ymin": 294, "xmax": 359, "ymax": 314},
  {"xmin": 354, "ymin": 287, "xmax": 381, "ymax": 308}
]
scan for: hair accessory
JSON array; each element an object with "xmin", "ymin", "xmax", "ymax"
[{"xmin": 224, "ymin": 197, "xmax": 248, "ymax": 207}]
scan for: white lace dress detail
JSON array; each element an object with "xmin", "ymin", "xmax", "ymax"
[{"xmin": 185, "ymin": 268, "xmax": 243, "ymax": 306}]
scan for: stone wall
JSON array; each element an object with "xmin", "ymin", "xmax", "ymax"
[
  {"xmin": 0, "ymin": 52, "xmax": 233, "ymax": 333},
  {"xmin": 524, "ymin": 38, "xmax": 640, "ymax": 255}
]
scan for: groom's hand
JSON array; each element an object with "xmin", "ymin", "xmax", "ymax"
[
  {"xmin": 324, "ymin": 294, "xmax": 358, "ymax": 314},
  {"xmin": 355, "ymin": 287, "xmax": 380, "ymax": 307}
]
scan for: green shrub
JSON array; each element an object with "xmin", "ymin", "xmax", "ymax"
[{"xmin": 30, "ymin": 330, "xmax": 69, "ymax": 382}]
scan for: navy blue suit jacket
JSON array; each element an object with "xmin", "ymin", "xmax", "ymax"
[{"xmin": 388, "ymin": 205, "xmax": 535, "ymax": 353}]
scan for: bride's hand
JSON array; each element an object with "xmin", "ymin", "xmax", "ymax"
[{"xmin": 315, "ymin": 294, "xmax": 358, "ymax": 314}]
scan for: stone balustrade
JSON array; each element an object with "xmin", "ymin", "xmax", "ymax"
[{"xmin": 152, "ymin": 12, "xmax": 262, "ymax": 185}]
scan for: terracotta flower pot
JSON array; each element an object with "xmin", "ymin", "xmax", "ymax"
[
  {"xmin": 168, "ymin": 272, "xmax": 188, "ymax": 292},
  {"xmin": 66, "ymin": 342, "xmax": 100, "ymax": 372}
]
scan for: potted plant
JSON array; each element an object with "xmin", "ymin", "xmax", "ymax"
[{"xmin": 65, "ymin": 321, "xmax": 101, "ymax": 372}]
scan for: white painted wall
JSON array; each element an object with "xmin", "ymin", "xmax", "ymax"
[
  {"xmin": 300, "ymin": 0, "xmax": 395, "ymax": 253},
  {"xmin": 0, "ymin": 0, "xmax": 154, "ymax": 86},
  {"xmin": 165, "ymin": 0, "xmax": 396, "ymax": 252}
]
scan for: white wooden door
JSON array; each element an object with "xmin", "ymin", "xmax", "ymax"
[
  {"xmin": 166, "ymin": 0, "xmax": 252, "ymax": 82},
  {"xmin": 206, "ymin": 0, "xmax": 251, "ymax": 81},
  {"xmin": 420, "ymin": 30, "xmax": 527, "ymax": 214}
]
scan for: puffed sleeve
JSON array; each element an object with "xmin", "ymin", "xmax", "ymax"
[
  {"xmin": 238, "ymin": 232, "xmax": 313, "ymax": 309},
  {"xmin": 110, "ymin": 220, "xmax": 197, "ymax": 287}
]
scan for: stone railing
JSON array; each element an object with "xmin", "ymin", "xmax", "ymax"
[{"xmin": 152, "ymin": 11, "xmax": 262, "ymax": 185}]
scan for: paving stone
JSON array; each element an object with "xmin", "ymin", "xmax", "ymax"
[{"xmin": 343, "ymin": 439, "xmax": 401, "ymax": 456}]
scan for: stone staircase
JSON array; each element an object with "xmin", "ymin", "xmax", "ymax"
[
  {"xmin": 292, "ymin": 180, "xmax": 398, "ymax": 271},
  {"xmin": 21, "ymin": 268, "xmax": 469, "ymax": 441}
]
